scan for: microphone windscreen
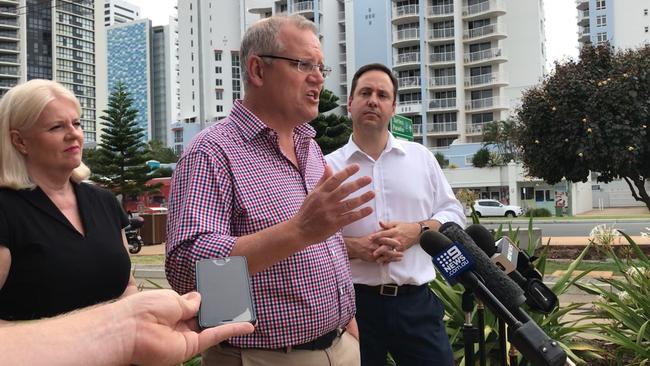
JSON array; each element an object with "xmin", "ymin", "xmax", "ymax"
[
  {"xmin": 465, "ymin": 224, "xmax": 496, "ymax": 256},
  {"xmin": 439, "ymin": 222, "xmax": 526, "ymax": 310},
  {"xmin": 419, "ymin": 230, "xmax": 453, "ymax": 257}
]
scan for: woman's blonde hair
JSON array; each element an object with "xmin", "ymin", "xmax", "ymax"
[{"xmin": 0, "ymin": 79, "xmax": 90, "ymax": 190}]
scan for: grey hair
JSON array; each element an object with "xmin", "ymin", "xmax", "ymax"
[
  {"xmin": 0, "ymin": 79, "xmax": 90, "ymax": 190},
  {"xmin": 240, "ymin": 14, "xmax": 318, "ymax": 87}
]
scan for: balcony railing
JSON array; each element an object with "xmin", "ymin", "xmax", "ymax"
[
  {"xmin": 428, "ymin": 97, "xmax": 456, "ymax": 109},
  {"xmin": 463, "ymin": 23, "xmax": 505, "ymax": 39},
  {"xmin": 466, "ymin": 121, "xmax": 492, "ymax": 134},
  {"xmin": 294, "ymin": 1, "xmax": 314, "ymax": 13},
  {"xmin": 464, "ymin": 48, "xmax": 503, "ymax": 63},
  {"xmin": 430, "ymin": 51, "xmax": 455, "ymax": 63},
  {"xmin": 427, "ymin": 122, "xmax": 457, "ymax": 133},
  {"xmin": 338, "ymin": 11, "xmax": 345, "ymax": 20},
  {"xmin": 464, "ymin": 72, "xmax": 504, "ymax": 86},
  {"xmin": 0, "ymin": 19, "xmax": 18, "ymax": 26},
  {"xmin": 394, "ymin": 4, "xmax": 419, "ymax": 18},
  {"xmin": 394, "ymin": 28, "xmax": 420, "ymax": 42},
  {"xmin": 428, "ymin": 4, "xmax": 454, "ymax": 16},
  {"xmin": 398, "ymin": 100, "xmax": 422, "ymax": 106},
  {"xmin": 428, "ymin": 27, "xmax": 454, "ymax": 40},
  {"xmin": 340, "ymin": 52, "xmax": 346, "ymax": 62},
  {"xmin": 398, "ymin": 76, "xmax": 421, "ymax": 88},
  {"xmin": 463, "ymin": 0, "xmax": 504, "ymax": 17},
  {"xmin": 429, "ymin": 75, "xmax": 456, "ymax": 87},
  {"xmin": 339, "ymin": 32, "xmax": 346, "ymax": 41},
  {"xmin": 413, "ymin": 123, "xmax": 423, "ymax": 134},
  {"xmin": 340, "ymin": 73, "xmax": 347, "ymax": 83},
  {"xmin": 395, "ymin": 52, "xmax": 420, "ymax": 65},
  {"xmin": 465, "ymin": 96, "xmax": 504, "ymax": 110}
]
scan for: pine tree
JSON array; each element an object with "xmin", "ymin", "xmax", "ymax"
[
  {"xmin": 310, "ymin": 89, "xmax": 352, "ymax": 155},
  {"xmin": 89, "ymin": 82, "xmax": 158, "ymax": 206}
]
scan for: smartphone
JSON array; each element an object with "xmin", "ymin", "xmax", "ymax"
[{"xmin": 195, "ymin": 256, "xmax": 257, "ymax": 328}]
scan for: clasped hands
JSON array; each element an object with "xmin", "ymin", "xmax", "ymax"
[{"xmin": 348, "ymin": 221, "xmax": 422, "ymax": 264}]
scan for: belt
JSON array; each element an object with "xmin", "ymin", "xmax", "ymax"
[
  {"xmin": 354, "ymin": 283, "xmax": 427, "ymax": 297},
  {"xmin": 222, "ymin": 328, "xmax": 343, "ymax": 352}
]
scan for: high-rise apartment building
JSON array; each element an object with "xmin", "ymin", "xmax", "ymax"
[
  {"xmin": 174, "ymin": 0, "xmax": 544, "ymax": 150},
  {"xmin": 577, "ymin": 0, "xmax": 650, "ymax": 49},
  {"xmin": 152, "ymin": 22, "xmax": 179, "ymax": 147},
  {"xmin": 0, "ymin": 1, "xmax": 20, "ymax": 97},
  {"xmin": 107, "ymin": 19, "xmax": 152, "ymax": 141},
  {"xmin": 103, "ymin": 0, "xmax": 139, "ymax": 27}
]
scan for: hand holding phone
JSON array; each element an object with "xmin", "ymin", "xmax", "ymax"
[{"xmin": 195, "ymin": 256, "xmax": 257, "ymax": 328}]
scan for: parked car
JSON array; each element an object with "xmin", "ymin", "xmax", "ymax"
[{"xmin": 471, "ymin": 199, "xmax": 524, "ymax": 218}]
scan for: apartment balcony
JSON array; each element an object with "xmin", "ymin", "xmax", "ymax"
[
  {"xmin": 465, "ymin": 96, "xmax": 507, "ymax": 111},
  {"xmin": 293, "ymin": 1, "xmax": 320, "ymax": 15},
  {"xmin": 464, "ymin": 72, "xmax": 507, "ymax": 89},
  {"xmin": 398, "ymin": 76, "xmax": 421, "ymax": 90},
  {"xmin": 464, "ymin": 47, "xmax": 506, "ymax": 65},
  {"xmin": 427, "ymin": 3, "xmax": 454, "ymax": 19},
  {"xmin": 462, "ymin": 0, "xmax": 505, "ymax": 20},
  {"xmin": 394, "ymin": 52, "xmax": 420, "ymax": 70},
  {"xmin": 0, "ymin": 6, "xmax": 17, "ymax": 16},
  {"xmin": 578, "ymin": 26, "xmax": 590, "ymax": 43},
  {"xmin": 393, "ymin": 28, "xmax": 420, "ymax": 46},
  {"xmin": 0, "ymin": 18, "xmax": 18, "ymax": 28},
  {"xmin": 463, "ymin": 23, "xmax": 507, "ymax": 42},
  {"xmin": 0, "ymin": 42, "xmax": 18, "ymax": 53},
  {"xmin": 339, "ymin": 94, "xmax": 348, "ymax": 105},
  {"xmin": 426, "ymin": 122, "xmax": 457, "ymax": 135},
  {"xmin": 429, "ymin": 51, "xmax": 455, "ymax": 65},
  {"xmin": 578, "ymin": 10, "xmax": 589, "ymax": 26},
  {"xmin": 427, "ymin": 27, "xmax": 454, "ymax": 43},
  {"xmin": 338, "ymin": 11, "xmax": 345, "ymax": 23},
  {"xmin": 0, "ymin": 54, "xmax": 17, "ymax": 65},
  {"xmin": 339, "ymin": 32, "xmax": 346, "ymax": 43},
  {"xmin": 396, "ymin": 100, "xmax": 422, "ymax": 115},
  {"xmin": 392, "ymin": 4, "xmax": 419, "ymax": 24},
  {"xmin": 0, "ymin": 29, "xmax": 17, "ymax": 41},
  {"xmin": 576, "ymin": 0, "xmax": 589, "ymax": 11},
  {"xmin": 340, "ymin": 73, "xmax": 347, "ymax": 84},
  {"xmin": 466, "ymin": 121, "xmax": 492, "ymax": 135},
  {"xmin": 429, "ymin": 75, "xmax": 456, "ymax": 89},
  {"xmin": 428, "ymin": 97, "xmax": 457, "ymax": 111},
  {"xmin": 339, "ymin": 52, "xmax": 346, "ymax": 64},
  {"xmin": 411, "ymin": 123, "xmax": 424, "ymax": 136}
]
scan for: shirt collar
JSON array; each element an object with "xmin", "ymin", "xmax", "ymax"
[
  {"xmin": 230, "ymin": 100, "xmax": 316, "ymax": 142},
  {"xmin": 341, "ymin": 132, "xmax": 407, "ymax": 163}
]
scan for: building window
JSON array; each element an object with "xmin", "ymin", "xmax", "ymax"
[
  {"xmin": 215, "ymin": 66, "xmax": 222, "ymax": 73},
  {"xmin": 596, "ymin": 15, "xmax": 606, "ymax": 27},
  {"xmin": 644, "ymin": 8, "xmax": 648, "ymax": 16},
  {"xmin": 645, "ymin": 26, "xmax": 649, "ymax": 33},
  {"xmin": 215, "ymin": 79, "xmax": 222, "ymax": 86},
  {"xmin": 595, "ymin": 0, "xmax": 605, "ymax": 10},
  {"xmin": 596, "ymin": 32, "xmax": 607, "ymax": 44},
  {"xmin": 214, "ymin": 51, "xmax": 222, "ymax": 61},
  {"xmin": 216, "ymin": 105, "xmax": 223, "ymax": 112},
  {"xmin": 174, "ymin": 130, "xmax": 182, "ymax": 143},
  {"xmin": 521, "ymin": 187, "xmax": 534, "ymax": 200},
  {"xmin": 215, "ymin": 90, "xmax": 223, "ymax": 100}
]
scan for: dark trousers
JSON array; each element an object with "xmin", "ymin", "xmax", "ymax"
[{"xmin": 354, "ymin": 284, "xmax": 454, "ymax": 366}]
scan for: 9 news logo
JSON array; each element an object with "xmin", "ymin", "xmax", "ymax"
[{"xmin": 433, "ymin": 243, "xmax": 473, "ymax": 283}]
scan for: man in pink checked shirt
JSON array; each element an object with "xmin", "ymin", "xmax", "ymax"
[{"xmin": 166, "ymin": 14, "xmax": 373, "ymax": 366}]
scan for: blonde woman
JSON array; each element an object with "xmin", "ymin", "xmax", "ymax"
[{"xmin": 0, "ymin": 79, "xmax": 137, "ymax": 321}]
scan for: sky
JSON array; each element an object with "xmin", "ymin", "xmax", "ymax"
[{"xmin": 128, "ymin": 0, "xmax": 579, "ymax": 71}]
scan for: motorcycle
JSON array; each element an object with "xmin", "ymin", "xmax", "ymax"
[{"xmin": 126, "ymin": 217, "xmax": 144, "ymax": 254}]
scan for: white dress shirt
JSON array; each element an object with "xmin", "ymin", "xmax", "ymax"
[{"xmin": 326, "ymin": 134, "xmax": 466, "ymax": 286}]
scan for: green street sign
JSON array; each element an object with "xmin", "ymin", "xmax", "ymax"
[{"xmin": 390, "ymin": 115, "xmax": 413, "ymax": 141}]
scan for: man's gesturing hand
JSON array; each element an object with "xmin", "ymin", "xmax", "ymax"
[{"xmin": 292, "ymin": 164, "xmax": 374, "ymax": 246}]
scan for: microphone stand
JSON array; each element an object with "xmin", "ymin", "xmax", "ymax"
[
  {"xmin": 498, "ymin": 319, "xmax": 507, "ymax": 366},
  {"xmin": 462, "ymin": 290, "xmax": 477, "ymax": 365},
  {"xmin": 477, "ymin": 302, "xmax": 486, "ymax": 366}
]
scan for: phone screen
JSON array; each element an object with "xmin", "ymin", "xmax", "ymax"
[{"xmin": 195, "ymin": 256, "xmax": 256, "ymax": 328}]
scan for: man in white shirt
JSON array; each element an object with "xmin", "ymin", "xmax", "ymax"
[{"xmin": 326, "ymin": 63, "xmax": 465, "ymax": 366}]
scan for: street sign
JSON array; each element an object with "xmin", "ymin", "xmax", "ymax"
[{"xmin": 390, "ymin": 115, "xmax": 413, "ymax": 141}]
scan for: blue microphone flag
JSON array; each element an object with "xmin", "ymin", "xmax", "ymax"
[{"xmin": 432, "ymin": 241, "xmax": 474, "ymax": 285}]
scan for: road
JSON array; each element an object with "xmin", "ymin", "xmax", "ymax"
[{"xmin": 482, "ymin": 220, "xmax": 649, "ymax": 237}]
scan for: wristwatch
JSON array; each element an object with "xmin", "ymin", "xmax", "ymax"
[{"xmin": 417, "ymin": 221, "xmax": 430, "ymax": 234}]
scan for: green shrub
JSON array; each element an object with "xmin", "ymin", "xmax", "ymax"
[
  {"xmin": 524, "ymin": 207, "xmax": 552, "ymax": 217},
  {"xmin": 435, "ymin": 152, "xmax": 449, "ymax": 169},
  {"xmin": 576, "ymin": 232, "xmax": 650, "ymax": 364},
  {"xmin": 472, "ymin": 147, "xmax": 490, "ymax": 168}
]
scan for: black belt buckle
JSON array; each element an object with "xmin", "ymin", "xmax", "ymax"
[{"xmin": 379, "ymin": 284, "xmax": 398, "ymax": 296}]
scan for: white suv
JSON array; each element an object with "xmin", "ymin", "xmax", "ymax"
[{"xmin": 472, "ymin": 199, "xmax": 524, "ymax": 218}]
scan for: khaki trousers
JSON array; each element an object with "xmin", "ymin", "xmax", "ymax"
[{"xmin": 201, "ymin": 332, "xmax": 360, "ymax": 366}]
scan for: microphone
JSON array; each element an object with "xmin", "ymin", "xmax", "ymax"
[
  {"xmin": 466, "ymin": 224, "xmax": 558, "ymax": 314},
  {"xmin": 438, "ymin": 222, "xmax": 526, "ymax": 311},
  {"xmin": 422, "ymin": 229, "xmax": 569, "ymax": 366}
]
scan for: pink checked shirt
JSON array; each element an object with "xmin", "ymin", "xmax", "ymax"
[{"xmin": 165, "ymin": 101, "xmax": 355, "ymax": 348}]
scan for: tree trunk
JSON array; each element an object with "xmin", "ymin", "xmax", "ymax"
[{"xmin": 622, "ymin": 176, "xmax": 650, "ymax": 212}]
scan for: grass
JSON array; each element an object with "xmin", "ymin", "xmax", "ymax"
[{"xmin": 130, "ymin": 254, "xmax": 165, "ymax": 265}]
